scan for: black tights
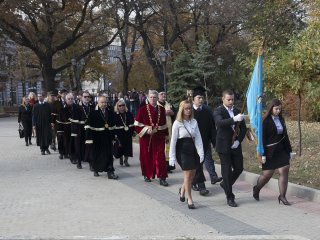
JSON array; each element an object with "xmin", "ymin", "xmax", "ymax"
[{"xmin": 255, "ymin": 165, "xmax": 290, "ymax": 198}]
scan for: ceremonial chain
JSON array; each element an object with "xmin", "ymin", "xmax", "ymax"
[
  {"xmin": 99, "ymin": 108, "xmax": 109, "ymax": 128},
  {"xmin": 119, "ymin": 112, "xmax": 129, "ymax": 131},
  {"xmin": 82, "ymin": 104, "xmax": 90, "ymax": 119},
  {"xmin": 146, "ymin": 104, "xmax": 161, "ymax": 129}
]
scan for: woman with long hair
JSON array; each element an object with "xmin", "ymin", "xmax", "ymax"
[
  {"xmin": 113, "ymin": 99, "xmax": 135, "ymax": 166},
  {"xmin": 28, "ymin": 92, "xmax": 38, "ymax": 137},
  {"xmin": 253, "ymin": 99, "xmax": 293, "ymax": 205},
  {"xmin": 169, "ymin": 100, "xmax": 204, "ymax": 209},
  {"xmin": 18, "ymin": 96, "xmax": 33, "ymax": 146}
]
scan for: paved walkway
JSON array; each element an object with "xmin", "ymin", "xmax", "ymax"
[{"xmin": 0, "ymin": 117, "xmax": 319, "ymax": 240}]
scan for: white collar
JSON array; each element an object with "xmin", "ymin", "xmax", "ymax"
[
  {"xmin": 223, "ymin": 105, "xmax": 234, "ymax": 111},
  {"xmin": 193, "ymin": 104, "xmax": 202, "ymax": 110}
]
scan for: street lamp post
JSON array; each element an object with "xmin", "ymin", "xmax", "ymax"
[
  {"xmin": 158, "ymin": 47, "xmax": 170, "ymax": 94},
  {"xmin": 71, "ymin": 58, "xmax": 85, "ymax": 91},
  {"xmin": 217, "ymin": 56, "xmax": 224, "ymax": 93}
]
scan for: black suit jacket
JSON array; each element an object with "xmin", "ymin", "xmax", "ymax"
[
  {"xmin": 263, "ymin": 116, "xmax": 292, "ymax": 158},
  {"xmin": 213, "ymin": 106, "xmax": 247, "ymax": 154}
]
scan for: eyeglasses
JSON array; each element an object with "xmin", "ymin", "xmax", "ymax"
[
  {"xmin": 83, "ymin": 96, "xmax": 90, "ymax": 98},
  {"xmin": 118, "ymin": 105, "xmax": 125, "ymax": 107}
]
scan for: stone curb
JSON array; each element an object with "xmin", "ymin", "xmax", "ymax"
[{"xmin": 214, "ymin": 164, "xmax": 320, "ymax": 203}]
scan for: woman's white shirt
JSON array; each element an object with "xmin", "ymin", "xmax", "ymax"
[{"xmin": 169, "ymin": 119, "xmax": 204, "ymax": 165}]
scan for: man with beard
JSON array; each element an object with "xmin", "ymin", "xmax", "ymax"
[
  {"xmin": 32, "ymin": 92, "xmax": 52, "ymax": 155},
  {"xmin": 85, "ymin": 95, "xmax": 118, "ymax": 179}
]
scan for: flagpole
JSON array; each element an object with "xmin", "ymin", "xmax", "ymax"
[{"xmin": 232, "ymin": 39, "xmax": 266, "ymax": 145}]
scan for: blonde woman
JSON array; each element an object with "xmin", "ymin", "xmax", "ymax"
[
  {"xmin": 18, "ymin": 96, "xmax": 33, "ymax": 146},
  {"xmin": 113, "ymin": 99, "xmax": 135, "ymax": 166},
  {"xmin": 169, "ymin": 100, "xmax": 204, "ymax": 209},
  {"xmin": 28, "ymin": 92, "xmax": 37, "ymax": 137}
]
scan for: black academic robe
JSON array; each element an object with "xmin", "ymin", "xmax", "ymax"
[
  {"xmin": 85, "ymin": 107, "xmax": 115, "ymax": 172},
  {"xmin": 113, "ymin": 111, "xmax": 135, "ymax": 158},
  {"xmin": 33, "ymin": 102, "xmax": 52, "ymax": 148},
  {"xmin": 71, "ymin": 102, "xmax": 94, "ymax": 163},
  {"xmin": 57, "ymin": 104, "xmax": 78, "ymax": 158}
]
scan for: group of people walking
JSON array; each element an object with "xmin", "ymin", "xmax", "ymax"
[{"xmin": 18, "ymin": 86, "xmax": 293, "ymax": 209}]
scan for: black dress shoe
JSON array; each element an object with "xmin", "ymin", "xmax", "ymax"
[
  {"xmin": 94, "ymin": 171, "xmax": 99, "ymax": 177},
  {"xmin": 199, "ymin": 189, "xmax": 209, "ymax": 196},
  {"xmin": 144, "ymin": 176, "xmax": 151, "ymax": 182},
  {"xmin": 227, "ymin": 198, "xmax": 238, "ymax": 207},
  {"xmin": 188, "ymin": 203, "xmax": 196, "ymax": 209},
  {"xmin": 211, "ymin": 176, "xmax": 223, "ymax": 184},
  {"xmin": 192, "ymin": 184, "xmax": 199, "ymax": 191},
  {"xmin": 59, "ymin": 154, "xmax": 63, "ymax": 159},
  {"xmin": 29, "ymin": 140, "xmax": 32, "ymax": 145},
  {"xmin": 41, "ymin": 151, "xmax": 45, "ymax": 155},
  {"xmin": 90, "ymin": 165, "xmax": 94, "ymax": 172},
  {"xmin": 159, "ymin": 178, "xmax": 168, "ymax": 187},
  {"xmin": 253, "ymin": 186, "xmax": 260, "ymax": 201},
  {"xmin": 77, "ymin": 163, "xmax": 82, "ymax": 169},
  {"xmin": 26, "ymin": 142, "xmax": 29, "ymax": 146},
  {"xmin": 108, "ymin": 172, "xmax": 119, "ymax": 180},
  {"xmin": 45, "ymin": 149, "xmax": 51, "ymax": 154}
]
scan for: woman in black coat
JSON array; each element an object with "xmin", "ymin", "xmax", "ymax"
[
  {"xmin": 113, "ymin": 99, "xmax": 135, "ymax": 166},
  {"xmin": 253, "ymin": 99, "xmax": 293, "ymax": 205},
  {"xmin": 18, "ymin": 96, "xmax": 33, "ymax": 146}
]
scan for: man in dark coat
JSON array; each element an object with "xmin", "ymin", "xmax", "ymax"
[
  {"xmin": 192, "ymin": 87, "xmax": 222, "ymax": 196},
  {"xmin": 32, "ymin": 92, "xmax": 52, "ymax": 155},
  {"xmin": 85, "ymin": 95, "xmax": 118, "ymax": 179},
  {"xmin": 51, "ymin": 89, "xmax": 67, "ymax": 156},
  {"xmin": 57, "ymin": 93, "xmax": 78, "ymax": 163},
  {"xmin": 213, "ymin": 89, "xmax": 247, "ymax": 207},
  {"xmin": 72, "ymin": 90, "xmax": 95, "ymax": 169}
]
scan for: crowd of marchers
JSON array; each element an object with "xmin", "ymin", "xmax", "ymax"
[{"xmin": 17, "ymin": 87, "xmax": 293, "ymax": 208}]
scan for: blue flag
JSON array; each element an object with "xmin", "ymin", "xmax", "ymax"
[{"xmin": 246, "ymin": 54, "xmax": 264, "ymax": 156}]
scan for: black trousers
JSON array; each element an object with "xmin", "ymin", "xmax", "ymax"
[
  {"xmin": 192, "ymin": 162, "xmax": 206, "ymax": 188},
  {"xmin": 22, "ymin": 120, "xmax": 32, "ymax": 143},
  {"xmin": 218, "ymin": 148, "xmax": 244, "ymax": 200}
]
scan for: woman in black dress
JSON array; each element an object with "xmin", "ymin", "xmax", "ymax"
[
  {"xmin": 18, "ymin": 96, "xmax": 33, "ymax": 146},
  {"xmin": 169, "ymin": 100, "xmax": 204, "ymax": 209},
  {"xmin": 253, "ymin": 99, "xmax": 293, "ymax": 205},
  {"xmin": 113, "ymin": 99, "xmax": 135, "ymax": 166}
]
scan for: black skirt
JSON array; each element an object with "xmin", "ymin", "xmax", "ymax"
[
  {"xmin": 262, "ymin": 140, "xmax": 290, "ymax": 170},
  {"xmin": 176, "ymin": 138, "xmax": 199, "ymax": 171}
]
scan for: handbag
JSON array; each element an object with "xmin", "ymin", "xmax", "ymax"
[
  {"xmin": 18, "ymin": 123, "xmax": 25, "ymax": 139},
  {"xmin": 113, "ymin": 138, "xmax": 123, "ymax": 159}
]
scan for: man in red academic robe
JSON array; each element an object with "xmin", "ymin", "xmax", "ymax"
[{"xmin": 134, "ymin": 90, "xmax": 169, "ymax": 186}]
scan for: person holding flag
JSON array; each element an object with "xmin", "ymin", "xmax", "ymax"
[{"xmin": 213, "ymin": 89, "xmax": 247, "ymax": 207}]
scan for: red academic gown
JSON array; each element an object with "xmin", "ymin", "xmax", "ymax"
[{"xmin": 134, "ymin": 104, "xmax": 168, "ymax": 179}]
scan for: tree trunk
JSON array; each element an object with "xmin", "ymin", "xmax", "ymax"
[
  {"xmin": 40, "ymin": 57, "xmax": 57, "ymax": 92},
  {"xmin": 298, "ymin": 90, "xmax": 302, "ymax": 156},
  {"xmin": 140, "ymin": 31, "xmax": 165, "ymax": 90}
]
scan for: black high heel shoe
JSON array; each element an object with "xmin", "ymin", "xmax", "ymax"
[
  {"xmin": 187, "ymin": 199, "xmax": 195, "ymax": 209},
  {"xmin": 178, "ymin": 188, "xmax": 185, "ymax": 202},
  {"xmin": 278, "ymin": 196, "xmax": 291, "ymax": 205},
  {"xmin": 253, "ymin": 186, "xmax": 260, "ymax": 201}
]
